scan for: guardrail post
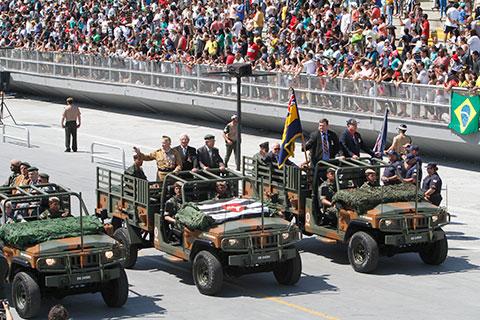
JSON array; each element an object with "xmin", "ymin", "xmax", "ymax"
[
  {"xmin": 277, "ymin": 73, "xmax": 281, "ymax": 103},
  {"xmin": 307, "ymin": 76, "xmax": 312, "ymax": 108},
  {"xmin": 340, "ymin": 78, "xmax": 344, "ymax": 111},
  {"xmin": 196, "ymin": 65, "xmax": 201, "ymax": 93}
]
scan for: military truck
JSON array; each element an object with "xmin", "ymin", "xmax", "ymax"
[
  {"xmin": 95, "ymin": 167, "xmax": 302, "ymax": 295},
  {"xmin": 243, "ymin": 156, "xmax": 450, "ymax": 273},
  {"xmin": 0, "ymin": 184, "xmax": 128, "ymax": 319}
]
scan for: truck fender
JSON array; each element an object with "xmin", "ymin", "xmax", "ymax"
[
  {"xmin": 345, "ymin": 220, "xmax": 372, "ymax": 241},
  {"xmin": 125, "ymin": 223, "xmax": 143, "ymax": 246},
  {"xmin": 189, "ymin": 240, "xmax": 216, "ymax": 262}
]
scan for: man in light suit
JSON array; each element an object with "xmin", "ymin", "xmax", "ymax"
[
  {"xmin": 173, "ymin": 134, "xmax": 198, "ymax": 171},
  {"xmin": 197, "ymin": 134, "xmax": 226, "ymax": 170}
]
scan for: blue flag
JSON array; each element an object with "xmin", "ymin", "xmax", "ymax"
[
  {"xmin": 278, "ymin": 91, "xmax": 303, "ymax": 168},
  {"xmin": 373, "ymin": 109, "xmax": 389, "ymax": 156}
]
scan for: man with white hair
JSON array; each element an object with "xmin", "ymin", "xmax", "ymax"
[
  {"xmin": 173, "ymin": 134, "xmax": 198, "ymax": 171},
  {"xmin": 3, "ymin": 159, "xmax": 21, "ymax": 187}
]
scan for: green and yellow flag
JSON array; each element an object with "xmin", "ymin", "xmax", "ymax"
[{"xmin": 449, "ymin": 92, "xmax": 480, "ymax": 135}]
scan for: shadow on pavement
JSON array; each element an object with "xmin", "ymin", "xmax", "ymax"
[
  {"xmin": 297, "ymin": 237, "xmax": 350, "ymax": 265},
  {"xmin": 135, "ymin": 255, "xmax": 195, "ymax": 286},
  {"xmin": 446, "ymin": 231, "xmax": 480, "ymax": 241}
]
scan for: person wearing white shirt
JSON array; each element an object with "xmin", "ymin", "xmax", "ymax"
[
  {"xmin": 444, "ymin": 3, "xmax": 460, "ymax": 41},
  {"xmin": 302, "ymin": 53, "xmax": 317, "ymax": 75},
  {"xmin": 467, "ymin": 30, "xmax": 480, "ymax": 55}
]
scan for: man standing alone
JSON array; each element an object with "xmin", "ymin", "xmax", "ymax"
[{"xmin": 61, "ymin": 97, "xmax": 81, "ymax": 152}]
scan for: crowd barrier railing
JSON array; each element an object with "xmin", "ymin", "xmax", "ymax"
[
  {"xmin": 1, "ymin": 123, "xmax": 31, "ymax": 148},
  {"xmin": 90, "ymin": 141, "xmax": 126, "ymax": 169}
]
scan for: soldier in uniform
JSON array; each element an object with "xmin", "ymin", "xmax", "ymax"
[
  {"xmin": 3, "ymin": 159, "xmax": 21, "ymax": 187},
  {"xmin": 173, "ymin": 134, "xmax": 198, "ymax": 171},
  {"xmin": 385, "ymin": 124, "xmax": 412, "ymax": 156},
  {"xmin": 382, "ymin": 150, "xmax": 405, "ymax": 185},
  {"xmin": 252, "ymin": 141, "xmax": 272, "ymax": 165},
  {"xmin": 403, "ymin": 153, "xmax": 421, "ymax": 185},
  {"xmin": 39, "ymin": 197, "xmax": 70, "ymax": 219},
  {"xmin": 215, "ymin": 181, "xmax": 231, "ymax": 200},
  {"xmin": 164, "ymin": 182, "xmax": 183, "ymax": 242},
  {"xmin": 361, "ymin": 169, "xmax": 379, "ymax": 188},
  {"xmin": 133, "ymin": 136, "xmax": 182, "ymax": 182},
  {"xmin": 13, "ymin": 162, "xmax": 31, "ymax": 188},
  {"xmin": 197, "ymin": 134, "xmax": 226, "ymax": 170},
  {"xmin": 125, "ymin": 154, "xmax": 148, "ymax": 180},
  {"xmin": 223, "ymin": 114, "xmax": 238, "ymax": 168},
  {"xmin": 318, "ymin": 168, "xmax": 337, "ymax": 225},
  {"xmin": 422, "ymin": 163, "xmax": 443, "ymax": 206}
]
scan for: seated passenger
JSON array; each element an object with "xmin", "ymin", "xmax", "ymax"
[
  {"xmin": 124, "ymin": 154, "xmax": 148, "ymax": 180},
  {"xmin": 0, "ymin": 200, "xmax": 22, "ymax": 223},
  {"xmin": 164, "ymin": 182, "xmax": 183, "ymax": 242},
  {"xmin": 318, "ymin": 168, "xmax": 337, "ymax": 225},
  {"xmin": 215, "ymin": 181, "xmax": 232, "ymax": 200},
  {"xmin": 27, "ymin": 167, "xmax": 40, "ymax": 185},
  {"xmin": 360, "ymin": 169, "xmax": 379, "ymax": 188},
  {"xmin": 39, "ymin": 197, "xmax": 70, "ymax": 219}
]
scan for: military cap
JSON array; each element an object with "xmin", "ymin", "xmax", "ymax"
[
  {"xmin": 39, "ymin": 173, "xmax": 49, "ymax": 179},
  {"xmin": 346, "ymin": 118, "xmax": 358, "ymax": 125},
  {"xmin": 204, "ymin": 134, "xmax": 215, "ymax": 140},
  {"xmin": 365, "ymin": 168, "xmax": 376, "ymax": 175},
  {"xmin": 397, "ymin": 124, "xmax": 407, "ymax": 131},
  {"xmin": 27, "ymin": 166, "xmax": 39, "ymax": 172},
  {"xmin": 405, "ymin": 153, "xmax": 416, "ymax": 161},
  {"xmin": 20, "ymin": 162, "xmax": 31, "ymax": 168},
  {"xmin": 259, "ymin": 141, "xmax": 269, "ymax": 150},
  {"xmin": 326, "ymin": 167, "xmax": 336, "ymax": 173},
  {"xmin": 408, "ymin": 145, "xmax": 419, "ymax": 151},
  {"xmin": 426, "ymin": 163, "xmax": 438, "ymax": 170},
  {"xmin": 386, "ymin": 150, "xmax": 399, "ymax": 157}
]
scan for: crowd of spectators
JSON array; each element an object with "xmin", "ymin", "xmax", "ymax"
[{"xmin": 0, "ymin": 0, "xmax": 480, "ymax": 92}]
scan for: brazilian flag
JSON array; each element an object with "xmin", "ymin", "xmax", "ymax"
[{"xmin": 449, "ymin": 92, "xmax": 480, "ymax": 135}]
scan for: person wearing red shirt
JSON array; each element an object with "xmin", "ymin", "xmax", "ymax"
[
  {"xmin": 371, "ymin": 6, "xmax": 381, "ymax": 20},
  {"xmin": 421, "ymin": 14, "xmax": 430, "ymax": 39},
  {"xmin": 246, "ymin": 38, "xmax": 261, "ymax": 61},
  {"xmin": 225, "ymin": 48, "xmax": 235, "ymax": 64}
]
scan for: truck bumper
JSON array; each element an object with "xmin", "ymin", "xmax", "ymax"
[
  {"xmin": 228, "ymin": 248, "xmax": 297, "ymax": 267},
  {"xmin": 44, "ymin": 268, "xmax": 121, "ymax": 288},
  {"xmin": 384, "ymin": 230, "xmax": 445, "ymax": 246}
]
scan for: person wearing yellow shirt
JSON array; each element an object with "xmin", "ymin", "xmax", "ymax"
[
  {"xmin": 204, "ymin": 34, "xmax": 218, "ymax": 57},
  {"xmin": 253, "ymin": 7, "xmax": 264, "ymax": 32}
]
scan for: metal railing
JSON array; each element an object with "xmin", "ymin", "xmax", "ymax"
[
  {"xmin": 1, "ymin": 124, "xmax": 31, "ymax": 147},
  {"xmin": 0, "ymin": 49, "xmax": 459, "ymax": 124},
  {"xmin": 90, "ymin": 142, "xmax": 126, "ymax": 169}
]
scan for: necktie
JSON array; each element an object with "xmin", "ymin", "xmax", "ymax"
[
  {"xmin": 322, "ymin": 133, "xmax": 329, "ymax": 159},
  {"xmin": 183, "ymin": 147, "xmax": 187, "ymax": 157}
]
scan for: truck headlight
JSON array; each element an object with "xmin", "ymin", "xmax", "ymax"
[
  {"xmin": 45, "ymin": 258, "xmax": 56, "ymax": 266},
  {"xmin": 384, "ymin": 219, "xmax": 393, "ymax": 227},
  {"xmin": 282, "ymin": 232, "xmax": 290, "ymax": 240},
  {"xmin": 228, "ymin": 239, "xmax": 239, "ymax": 246},
  {"xmin": 432, "ymin": 215, "xmax": 438, "ymax": 223},
  {"xmin": 104, "ymin": 251, "xmax": 114, "ymax": 259}
]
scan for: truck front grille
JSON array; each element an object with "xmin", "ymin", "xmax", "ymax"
[
  {"xmin": 69, "ymin": 254, "xmax": 100, "ymax": 269},
  {"xmin": 252, "ymin": 235, "xmax": 277, "ymax": 249}
]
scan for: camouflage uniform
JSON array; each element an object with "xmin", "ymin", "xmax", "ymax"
[
  {"xmin": 165, "ymin": 195, "xmax": 183, "ymax": 218},
  {"xmin": 318, "ymin": 180, "xmax": 337, "ymax": 225},
  {"xmin": 39, "ymin": 209, "xmax": 66, "ymax": 219},
  {"xmin": 139, "ymin": 148, "xmax": 182, "ymax": 182},
  {"xmin": 360, "ymin": 181, "xmax": 378, "ymax": 189}
]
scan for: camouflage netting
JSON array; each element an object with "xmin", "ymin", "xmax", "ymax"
[
  {"xmin": 332, "ymin": 184, "xmax": 424, "ymax": 214},
  {"xmin": 175, "ymin": 203, "xmax": 215, "ymax": 231},
  {"xmin": 0, "ymin": 216, "xmax": 104, "ymax": 249}
]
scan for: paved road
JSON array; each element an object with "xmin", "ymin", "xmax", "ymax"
[{"xmin": 1, "ymin": 97, "xmax": 479, "ymax": 320}]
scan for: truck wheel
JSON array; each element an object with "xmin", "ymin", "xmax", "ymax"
[
  {"xmin": 12, "ymin": 272, "xmax": 41, "ymax": 319},
  {"xmin": 101, "ymin": 268, "xmax": 129, "ymax": 307},
  {"xmin": 192, "ymin": 251, "xmax": 223, "ymax": 295},
  {"xmin": 348, "ymin": 231, "xmax": 379, "ymax": 273},
  {"xmin": 419, "ymin": 229, "xmax": 448, "ymax": 265},
  {"xmin": 113, "ymin": 227, "xmax": 138, "ymax": 269},
  {"xmin": 273, "ymin": 250, "xmax": 302, "ymax": 285}
]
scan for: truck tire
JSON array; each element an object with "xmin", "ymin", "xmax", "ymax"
[
  {"xmin": 348, "ymin": 231, "xmax": 379, "ymax": 273},
  {"xmin": 12, "ymin": 272, "xmax": 41, "ymax": 319},
  {"xmin": 192, "ymin": 251, "xmax": 223, "ymax": 295},
  {"xmin": 419, "ymin": 229, "xmax": 448, "ymax": 265},
  {"xmin": 273, "ymin": 250, "xmax": 302, "ymax": 285},
  {"xmin": 101, "ymin": 268, "xmax": 129, "ymax": 307},
  {"xmin": 113, "ymin": 227, "xmax": 138, "ymax": 268}
]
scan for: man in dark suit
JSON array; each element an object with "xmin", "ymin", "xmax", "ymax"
[
  {"xmin": 173, "ymin": 134, "xmax": 198, "ymax": 171},
  {"xmin": 339, "ymin": 119, "xmax": 375, "ymax": 158},
  {"xmin": 197, "ymin": 134, "xmax": 226, "ymax": 170},
  {"xmin": 304, "ymin": 118, "xmax": 340, "ymax": 169}
]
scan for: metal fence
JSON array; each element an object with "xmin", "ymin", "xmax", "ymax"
[{"xmin": 0, "ymin": 49, "xmax": 457, "ymax": 124}]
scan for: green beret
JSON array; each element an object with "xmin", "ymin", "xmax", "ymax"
[
  {"xmin": 27, "ymin": 166, "xmax": 39, "ymax": 172},
  {"xmin": 39, "ymin": 173, "xmax": 49, "ymax": 179}
]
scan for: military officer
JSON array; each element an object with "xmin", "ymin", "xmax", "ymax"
[
  {"xmin": 422, "ymin": 163, "xmax": 443, "ymax": 206},
  {"xmin": 125, "ymin": 154, "xmax": 148, "ymax": 180},
  {"xmin": 223, "ymin": 114, "xmax": 238, "ymax": 168},
  {"xmin": 3, "ymin": 159, "xmax": 21, "ymax": 187},
  {"xmin": 403, "ymin": 153, "xmax": 421, "ymax": 185},
  {"xmin": 318, "ymin": 168, "xmax": 337, "ymax": 225},
  {"xmin": 252, "ymin": 141, "xmax": 272, "ymax": 165},
  {"xmin": 361, "ymin": 169, "xmax": 379, "ymax": 188},
  {"xmin": 134, "ymin": 136, "xmax": 182, "ymax": 182},
  {"xmin": 382, "ymin": 150, "xmax": 405, "ymax": 185},
  {"xmin": 39, "ymin": 197, "xmax": 70, "ymax": 219}
]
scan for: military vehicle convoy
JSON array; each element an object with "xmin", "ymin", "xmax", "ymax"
[
  {"xmin": 95, "ymin": 167, "xmax": 302, "ymax": 295},
  {"xmin": 243, "ymin": 156, "xmax": 450, "ymax": 273},
  {"xmin": 0, "ymin": 184, "xmax": 128, "ymax": 319}
]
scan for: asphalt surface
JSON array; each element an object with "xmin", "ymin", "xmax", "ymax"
[{"xmin": 0, "ymin": 97, "xmax": 479, "ymax": 320}]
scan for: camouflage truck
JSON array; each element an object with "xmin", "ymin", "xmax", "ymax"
[
  {"xmin": 0, "ymin": 184, "xmax": 128, "ymax": 319},
  {"xmin": 96, "ymin": 167, "xmax": 302, "ymax": 295},
  {"xmin": 243, "ymin": 156, "xmax": 450, "ymax": 273}
]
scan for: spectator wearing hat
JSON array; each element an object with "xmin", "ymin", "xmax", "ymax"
[
  {"xmin": 340, "ymin": 119, "xmax": 375, "ymax": 159},
  {"xmin": 253, "ymin": 141, "xmax": 272, "ymax": 165},
  {"xmin": 318, "ymin": 167, "xmax": 337, "ymax": 226},
  {"xmin": 361, "ymin": 169, "xmax": 379, "ymax": 189},
  {"xmin": 385, "ymin": 124, "xmax": 412, "ymax": 155},
  {"xmin": 125, "ymin": 154, "xmax": 148, "ymax": 180},
  {"xmin": 173, "ymin": 134, "xmax": 198, "ymax": 171},
  {"xmin": 27, "ymin": 167, "xmax": 40, "ymax": 185},
  {"xmin": 3, "ymin": 159, "xmax": 21, "ymax": 187},
  {"xmin": 382, "ymin": 150, "xmax": 406, "ymax": 185},
  {"xmin": 13, "ymin": 162, "xmax": 31, "ymax": 188},
  {"xmin": 223, "ymin": 114, "xmax": 238, "ymax": 168},
  {"xmin": 197, "ymin": 134, "xmax": 225, "ymax": 170},
  {"xmin": 422, "ymin": 163, "xmax": 443, "ymax": 206},
  {"xmin": 304, "ymin": 118, "xmax": 340, "ymax": 169},
  {"xmin": 133, "ymin": 136, "xmax": 182, "ymax": 182}
]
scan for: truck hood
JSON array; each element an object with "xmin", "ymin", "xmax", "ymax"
[
  {"xmin": 208, "ymin": 217, "xmax": 290, "ymax": 235},
  {"xmin": 25, "ymin": 234, "xmax": 116, "ymax": 256},
  {"xmin": 366, "ymin": 201, "xmax": 441, "ymax": 216}
]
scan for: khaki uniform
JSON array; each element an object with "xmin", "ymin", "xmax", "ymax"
[
  {"xmin": 224, "ymin": 121, "xmax": 238, "ymax": 167},
  {"xmin": 13, "ymin": 175, "xmax": 30, "ymax": 187},
  {"xmin": 388, "ymin": 134, "xmax": 412, "ymax": 155},
  {"xmin": 139, "ymin": 148, "xmax": 182, "ymax": 182}
]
